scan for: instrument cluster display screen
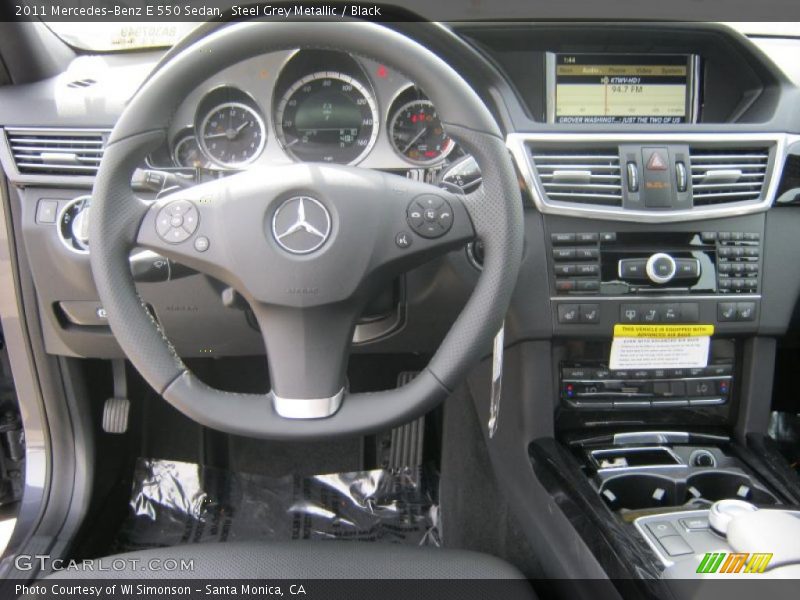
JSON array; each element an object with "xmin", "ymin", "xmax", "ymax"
[{"xmin": 553, "ymin": 54, "xmax": 695, "ymax": 125}]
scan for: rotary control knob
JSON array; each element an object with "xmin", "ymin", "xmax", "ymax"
[
  {"xmin": 58, "ymin": 195, "xmax": 92, "ymax": 253},
  {"xmin": 708, "ymin": 499, "xmax": 758, "ymax": 536},
  {"xmin": 645, "ymin": 252, "xmax": 677, "ymax": 284}
]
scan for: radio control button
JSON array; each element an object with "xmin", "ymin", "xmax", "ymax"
[
  {"xmin": 576, "ymin": 232, "xmax": 599, "ymax": 244},
  {"xmin": 646, "ymin": 253, "xmax": 677, "ymax": 284},
  {"xmin": 553, "ymin": 248, "xmax": 576, "ymax": 261},
  {"xmin": 551, "ymin": 233, "xmax": 576, "ymax": 245},
  {"xmin": 555, "ymin": 279, "xmax": 576, "ymax": 292},
  {"xmin": 700, "ymin": 232, "xmax": 717, "ymax": 243},
  {"xmin": 675, "ymin": 259, "xmax": 700, "ymax": 279},
  {"xmin": 576, "ymin": 264, "xmax": 599, "ymax": 276},
  {"xmin": 575, "ymin": 247, "xmax": 599, "ymax": 260},
  {"xmin": 554, "ymin": 264, "xmax": 576, "ymax": 276},
  {"xmin": 600, "ymin": 232, "xmax": 617, "ymax": 242},
  {"xmin": 619, "ymin": 259, "xmax": 647, "ymax": 280},
  {"xmin": 576, "ymin": 279, "xmax": 600, "ymax": 291}
]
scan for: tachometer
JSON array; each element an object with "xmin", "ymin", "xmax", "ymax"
[
  {"xmin": 389, "ymin": 99, "xmax": 453, "ymax": 166},
  {"xmin": 275, "ymin": 72, "xmax": 378, "ymax": 164},
  {"xmin": 199, "ymin": 102, "xmax": 266, "ymax": 168}
]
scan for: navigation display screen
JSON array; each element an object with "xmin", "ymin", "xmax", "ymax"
[{"xmin": 553, "ymin": 54, "xmax": 694, "ymax": 125}]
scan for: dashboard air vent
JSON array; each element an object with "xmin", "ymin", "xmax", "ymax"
[
  {"xmin": 689, "ymin": 147, "xmax": 769, "ymax": 206},
  {"xmin": 529, "ymin": 147, "xmax": 622, "ymax": 207},
  {"xmin": 5, "ymin": 129, "xmax": 107, "ymax": 176}
]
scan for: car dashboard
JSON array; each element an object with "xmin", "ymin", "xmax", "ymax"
[{"xmin": 0, "ymin": 21, "xmax": 799, "ymax": 364}]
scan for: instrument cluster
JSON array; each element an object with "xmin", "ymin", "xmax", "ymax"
[{"xmin": 147, "ymin": 49, "xmax": 460, "ymax": 172}]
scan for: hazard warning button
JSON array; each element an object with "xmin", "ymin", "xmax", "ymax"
[
  {"xmin": 646, "ymin": 151, "xmax": 669, "ymax": 171},
  {"xmin": 642, "ymin": 147, "xmax": 673, "ymax": 208}
]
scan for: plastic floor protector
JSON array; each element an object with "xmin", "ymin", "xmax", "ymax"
[{"xmin": 113, "ymin": 458, "xmax": 441, "ymax": 552}]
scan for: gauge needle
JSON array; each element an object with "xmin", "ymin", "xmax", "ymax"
[{"xmin": 402, "ymin": 128, "xmax": 427, "ymax": 153}]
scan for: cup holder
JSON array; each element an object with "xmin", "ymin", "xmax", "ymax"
[
  {"xmin": 599, "ymin": 473, "xmax": 679, "ymax": 510},
  {"xmin": 685, "ymin": 471, "xmax": 777, "ymax": 505}
]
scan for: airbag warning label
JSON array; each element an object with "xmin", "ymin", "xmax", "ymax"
[{"xmin": 609, "ymin": 324, "xmax": 713, "ymax": 370}]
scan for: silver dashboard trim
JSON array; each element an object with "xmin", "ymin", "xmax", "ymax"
[
  {"xmin": 550, "ymin": 294, "xmax": 761, "ymax": 301},
  {"xmin": 507, "ymin": 132, "xmax": 791, "ymax": 223},
  {"xmin": 272, "ymin": 388, "xmax": 344, "ymax": 419}
]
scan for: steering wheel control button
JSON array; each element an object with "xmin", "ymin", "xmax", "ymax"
[
  {"xmin": 272, "ymin": 196, "xmax": 332, "ymax": 255},
  {"xmin": 395, "ymin": 232, "xmax": 412, "ymax": 249},
  {"xmin": 194, "ymin": 236, "xmax": 210, "ymax": 252},
  {"xmin": 645, "ymin": 253, "xmax": 676, "ymax": 284},
  {"xmin": 156, "ymin": 200, "xmax": 200, "ymax": 244},
  {"xmin": 407, "ymin": 196, "xmax": 453, "ymax": 239},
  {"xmin": 166, "ymin": 200, "xmax": 192, "ymax": 216}
]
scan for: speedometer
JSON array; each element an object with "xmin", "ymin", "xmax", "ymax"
[{"xmin": 275, "ymin": 72, "xmax": 378, "ymax": 164}]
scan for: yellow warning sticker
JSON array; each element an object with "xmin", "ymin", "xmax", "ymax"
[{"xmin": 613, "ymin": 324, "xmax": 715, "ymax": 338}]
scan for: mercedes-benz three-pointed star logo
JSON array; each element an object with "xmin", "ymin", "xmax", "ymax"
[{"xmin": 271, "ymin": 196, "xmax": 332, "ymax": 254}]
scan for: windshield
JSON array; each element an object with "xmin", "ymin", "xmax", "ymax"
[
  {"xmin": 44, "ymin": 22, "xmax": 199, "ymax": 51},
  {"xmin": 44, "ymin": 21, "xmax": 800, "ymax": 53}
]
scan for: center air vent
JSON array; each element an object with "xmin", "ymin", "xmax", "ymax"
[
  {"xmin": 689, "ymin": 147, "xmax": 769, "ymax": 206},
  {"xmin": 5, "ymin": 129, "xmax": 107, "ymax": 176},
  {"xmin": 529, "ymin": 146, "xmax": 622, "ymax": 207}
]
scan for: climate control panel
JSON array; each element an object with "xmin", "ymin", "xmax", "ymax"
[{"xmin": 560, "ymin": 361, "xmax": 734, "ymax": 410}]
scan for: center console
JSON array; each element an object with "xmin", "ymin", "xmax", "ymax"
[{"xmin": 506, "ymin": 127, "xmax": 800, "ymax": 591}]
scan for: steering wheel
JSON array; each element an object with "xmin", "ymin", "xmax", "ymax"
[{"xmin": 89, "ymin": 21, "xmax": 523, "ymax": 439}]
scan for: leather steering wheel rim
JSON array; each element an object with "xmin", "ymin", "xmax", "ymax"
[{"xmin": 89, "ymin": 20, "xmax": 523, "ymax": 440}]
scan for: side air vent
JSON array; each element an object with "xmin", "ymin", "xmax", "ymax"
[
  {"xmin": 776, "ymin": 153, "xmax": 800, "ymax": 204},
  {"xmin": 689, "ymin": 147, "xmax": 769, "ymax": 206},
  {"xmin": 529, "ymin": 147, "xmax": 623, "ymax": 207},
  {"xmin": 5, "ymin": 129, "xmax": 107, "ymax": 176}
]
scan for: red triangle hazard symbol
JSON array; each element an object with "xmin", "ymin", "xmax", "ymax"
[{"xmin": 646, "ymin": 152, "xmax": 668, "ymax": 171}]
